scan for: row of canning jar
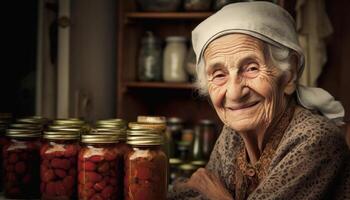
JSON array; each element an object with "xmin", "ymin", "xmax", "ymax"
[{"xmin": 0, "ymin": 116, "xmax": 168, "ymax": 200}]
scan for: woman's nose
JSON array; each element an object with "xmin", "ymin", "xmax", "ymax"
[{"xmin": 225, "ymin": 75, "xmax": 249, "ymax": 102}]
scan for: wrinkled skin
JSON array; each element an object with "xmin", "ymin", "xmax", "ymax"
[{"xmin": 181, "ymin": 34, "xmax": 297, "ymax": 200}]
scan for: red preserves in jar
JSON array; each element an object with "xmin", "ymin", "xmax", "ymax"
[
  {"xmin": 78, "ymin": 134, "xmax": 122, "ymax": 200},
  {"xmin": 125, "ymin": 129, "xmax": 168, "ymax": 200},
  {"xmin": 3, "ymin": 129, "xmax": 41, "ymax": 199},
  {"xmin": 40, "ymin": 129, "xmax": 80, "ymax": 200}
]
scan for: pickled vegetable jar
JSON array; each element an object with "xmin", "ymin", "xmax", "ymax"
[
  {"xmin": 125, "ymin": 130, "xmax": 168, "ymax": 200},
  {"xmin": 40, "ymin": 129, "xmax": 80, "ymax": 200},
  {"xmin": 78, "ymin": 134, "xmax": 122, "ymax": 200},
  {"xmin": 3, "ymin": 129, "xmax": 41, "ymax": 199}
]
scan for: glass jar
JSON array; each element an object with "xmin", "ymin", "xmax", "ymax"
[
  {"xmin": 184, "ymin": 0, "xmax": 212, "ymax": 11},
  {"xmin": 3, "ymin": 129, "xmax": 41, "ymax": 199},
  {"xmin": 199, "ymin": 119, "xmax": 217, "ymax": 160},
  {"xmin": 166, "ymin": 117, "xmax": 184, "ymax": 158},
  {"xmin": 163, "ymin": 36, "xmax": 188, "ymax": 82},
  {"xmin": 40, "ymin": 129, "xmax": 80, "ymax": 200},
  {"xmin": 125, "ymin": 130, "xmax": 168, "ymax": 200},
  {"xmin": 138, "ymin": 31, "xmax": 162, "ymax": 82},
  {"xmin": 95, "ymin": 118, "xmax": 127, "ymax": 130},
  {"xmin": 78, "ymin": 134, "xmax": 122, "ymax": 200},
  {"xmin": 129, "ymin": 121, "xmax": 168, "ymax": 156}
]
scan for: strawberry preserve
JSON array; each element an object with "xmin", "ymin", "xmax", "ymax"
[
  {"xmin": 3, "ymin": 129, "xmax": 41, "ymax": 199},
  {"xmin": 40, "ymin": 129, "xmax": 81, "ymax": 200},
  {"xmin": 78, "ymin": 134, "xmax": 123, "ymax": 200},
  {"xmin": 125, "ymin": 129, "xmax": 168, "ymax": 200}
]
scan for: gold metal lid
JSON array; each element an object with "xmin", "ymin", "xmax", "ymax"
[
  {"xmin": 17, "ymin": 116, "xmax": 49, "ymax": 125},
  {"xmin": 127, "ymin": 129, "xmax": 163, "ymax": 146},
  {"xmin": 128, "ymin": 122, "xmax": 166, "ymax": 131},
  {"xmin": 10, "ymin": 123, "xmax": 43, "ymax": 130},
  {"xmin": 95, "ymin": 123, "xmax": 126, "ymax": 130},
  {"xmin": 137, "ymin": 116, "xmax": 166, "ymax": 124},
  {"xmin": 191, "ymin": 160, "xmax": 207, "ymax": 166},
  {"xmin": 169, "ymin": 158, "xmax": 183, "ymax": 165},
  {"xmin": 6, "ymin": 129, "xmax": 41, "ymax": 138},
  {"xmin": 43, "ymin": 134, "xmax": 80, "ymax": 140},
  {"xmin": 54, "ymin": 118, "xmax": 85, "ymax": 126},
  {"xmin": 48, "ymin": 124, "xmax": 82, "ymax": 131},
  {"xmin": 81, "ymin": 134, "xmax": 118, "ymax": 144},
  {"xmin": 91, "ymin": 128, "xmax": 126, "ymax": 140},
  {"xmin": 96, "ymin": 118, "xmax": 126, "ymax": 125},
  {"xmin": 179, "ymin": 164, "xmax": 197, "ymax": 171}
]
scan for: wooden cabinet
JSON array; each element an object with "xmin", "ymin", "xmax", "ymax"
[{"xmin": 116, "ymin": 1, "xmax": 220, "ymax": 125}]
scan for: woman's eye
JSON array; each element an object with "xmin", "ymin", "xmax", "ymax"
[
  {"xmin": 243, "ymin": 63, "xmax": 259, "ymax": 78},
  {"xmin": 209, "ymin": 70, "xmax": 227, "ymax": 85}
]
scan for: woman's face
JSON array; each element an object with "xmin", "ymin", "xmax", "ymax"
[{"xmin": 204, "ymin": 34, "xmax": 291, "ymax": 132}]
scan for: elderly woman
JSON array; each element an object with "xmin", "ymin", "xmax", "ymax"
[{"xmin": 168, "ymin": 2, "xmax": 349, "ymax": 200}]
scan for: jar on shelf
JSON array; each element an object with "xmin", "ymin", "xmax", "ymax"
[
  {"xmin": 184, "ymin": 0, "xmax": 212, "ymax": 11},
  {"xmin": 185, "ymin": 44, "xmax": 197, "ymax": 82},
  {"xmin": 40, "ymin": 129, "xmax": 81, "ymax": 200},
  {"xmin": 95, "ymin": 118, "xmax": 127, "ymax": 130},
  {"xmin": 3, "ymin": 129, "xmax": 41, "ymax": 199},
  {"xmin": 163, "ymin": 36, "xmax": 188, "ymax": 82},
  {"xmin": 169, "ymin": 158, "xmax": 183, "ymax": 185},
  {"xmin": 125, "ymin": 130, "xmax": 168, "ymax": 200},
  {"xmin": 78, "ymin": 134, "xmax": 123, "ymax": 200},
  {"xmin": 166, "ymin": 117, "xmax": 184, "ymax": 158},
  {"xmin": 199, "ymin": 119, "xmax": 217, "ymax": 160},
  {"xmin": 138, "ymin": 31, "xmax": 163, "ymax": 82},
  {"xmin": 0, "ymin": 119, "xmax": 11, "ymax": 192}
]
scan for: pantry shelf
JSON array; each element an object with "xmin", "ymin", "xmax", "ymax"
[
  {"xmin": 125, "ymin": 12, "xmax": 213, "ymax": 20},
  {"xmin": 125, "ymin": 82, "xmax": 195, "ymax": 90}
]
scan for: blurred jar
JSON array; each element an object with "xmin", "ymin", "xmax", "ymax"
[
  {"xmin": 177, "ymin": 141, "xmax": 192, "ymax": 162},
  {"xmin": 138, "ymin": 31, "xmax": 162, "ymax": 82},
  {"xmin": 178, "ymin": 164, "xmax": 197, "ymax": 178},
  {"xmin": 191, "ymin": 125, "xmax": 205, "ymax": 161},
  {"xmin": 163, "ymin": 36, "xmax": 188, "ymax": 82},
  {"xmin": 0, "ymin": 117, "xmax": 11, "ymax": 192},
  {"xmin": 3, "ymin": 129, "xmax": 41, "ymax": 199},
  {"xmin": 78, "ymin": 134, "xmax": 123, "ymax": 200},
  {"xmin": 136, "ymin": 0, "xmax": 181, "ymax": 12},
  {"xmin": 125, "ymin": 130, "xmax": 168, "ymax": 200},
  {"xmin": 40, "ymin": 129, "xmax": 80, "ymax": 200},
  {"xmin": 213, "ymin": 0, "xmax": 239, "ymax": 10},
  {"xmin": 169, "ymin": 158, "xmax": 183, "ymax": 185},
  {"xmin": 199, "ymin": 119, "xmax": 217, "ymax": 160},
  {"xmin": 185, "ymin": 44, "xmax": 197, "ymax": 82},
  {"xmin": 184, "ymin": 0, "xmax": 212, "ymax": 11},
  {"xmin": 166, "ymin": 117, "xmax": 184, "ymax": 158}
]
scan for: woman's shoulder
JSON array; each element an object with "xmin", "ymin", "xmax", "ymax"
[{"xmin": 283, "ymin": 105, "xmax": 344, "ymax": 145}]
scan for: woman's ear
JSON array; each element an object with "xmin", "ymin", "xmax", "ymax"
[{"xmin": 284, "ymin": 54, "xmax": 298, "ymax": 95}]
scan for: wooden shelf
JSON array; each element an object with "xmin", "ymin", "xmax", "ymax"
[
  {"xmin": 125, "ymin": 82, "xmax": 195, "ymax": 89},
  {"xmin": 126, "ymin": 12, "xmax": 213, "ymax": 20}
]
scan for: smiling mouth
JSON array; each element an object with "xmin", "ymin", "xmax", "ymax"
[{"xmin": 226, "ymin": 101, "xmax": 260, "ymax": 111}]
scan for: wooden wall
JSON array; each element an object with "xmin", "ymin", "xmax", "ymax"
[{"xmin": 319, "ymin": 0, "xmax": 350, "ymax": 122}]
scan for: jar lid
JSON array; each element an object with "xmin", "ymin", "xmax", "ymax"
[
  {"xmin": 17, "ymin": 116, "xmax": 49, "ymax": 125},
  {"xmin": 167, "ymin": 117, "xmax": 184, "ymax": 124},
  {"xmin": 92, "ymin": 128, "xmax": 126, "ymax": 140},
  {"xmin": 128, "ymin": 122, "xmax": 166, "ymax": 132},
  {"xmin": 199, "ymin": 119, "xmax": 215, "ymax": 125},
  {"xmin": 44, "ymin": 128, "xmax": 80, "ymax": 138},
  {"xmin": 43, "ymin": 133, "xmax": 80, "ymax": 140},
  {"xmin": 6, "ymin": 129, "xmax": 41, "ymax": 138},
  {"xmin": 169, "ymin": 158, "xmax": 183, "ymax": 165},
  {"xmin": 95, "ymin": 118, "xmax": 127, "ymax": 129},
  {"xmin": 137, "ymin": 116, "xmax": 166, "ymax": 124},
  {"xmin": 81, "ymin": 134, "xmax": 118, "ymax": 144},
  {"xmin": 48, "ymin": 124, "xmax": 82, "ymax": 131},
  {"xmin": 54, "ymin": 118, "xmax": 85, "ymax": 126},
  {"xmin": 191, "ymin": 160, "xmax": 207, "ymax": 167},
  {"xmin": 179, "ymin": 164, "xmax": 197, "ymax": 171},
  {"xmin": 166, "ymin": 36, "xmax": 186, "ymax": 42},
  {"xmin": 10, "ymin": 123, "xmax": 43, "ymax": 131},
  {"xmin": 127, "ymin": 129, "xmax": 163, "ymax": 146}
]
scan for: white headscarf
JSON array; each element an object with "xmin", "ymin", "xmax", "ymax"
[{"xmin": 192, "ymin": 1, "xmax": 344, "ymax": 124}]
